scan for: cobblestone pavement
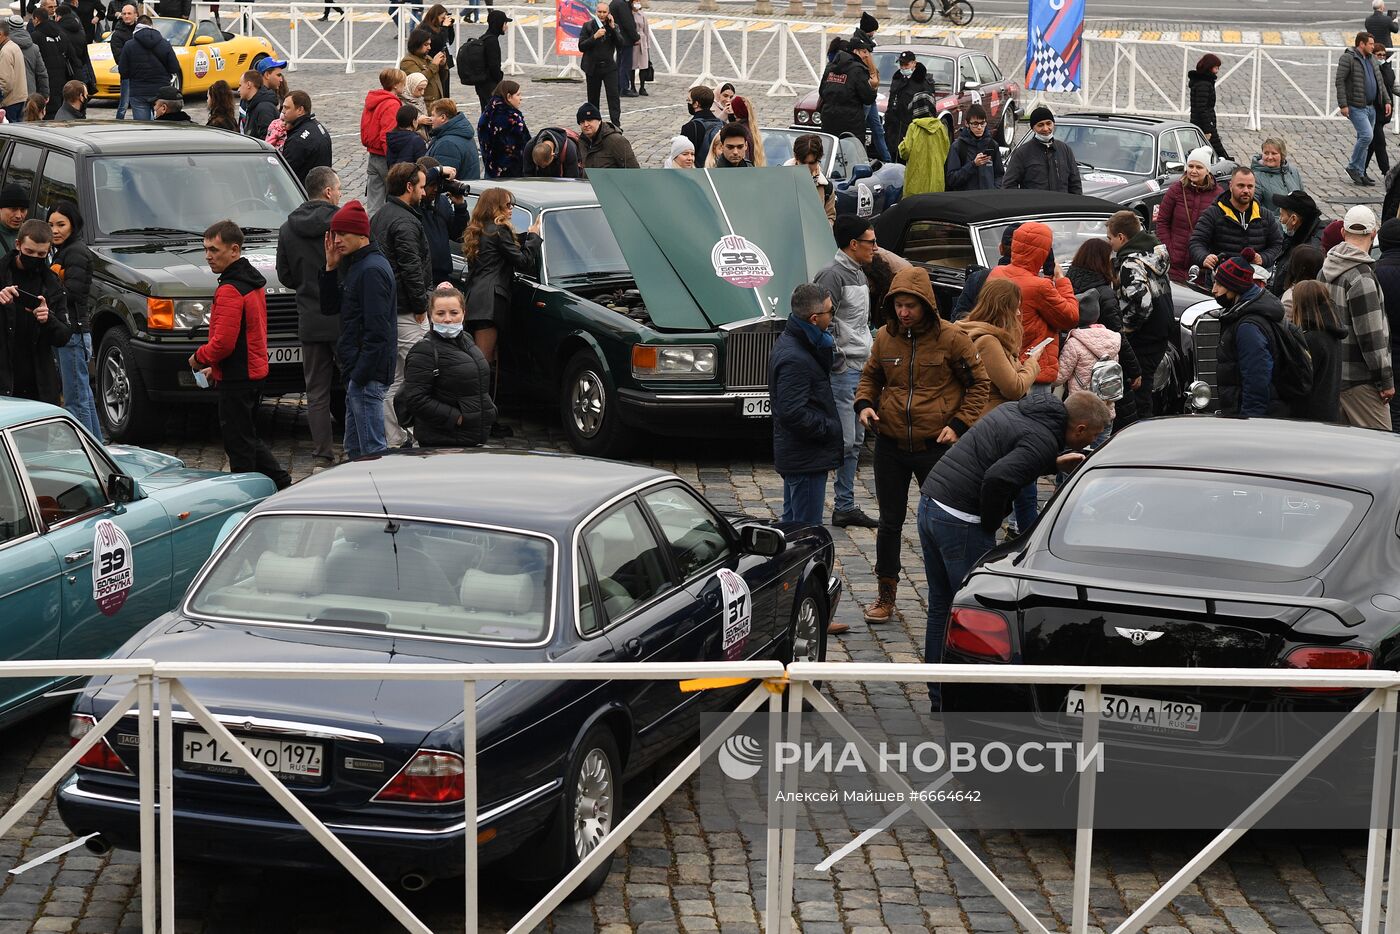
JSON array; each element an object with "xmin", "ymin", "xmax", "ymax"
[{"xmin": 0, "ymin": 57, "xmax": 1388, "ymax": 934}]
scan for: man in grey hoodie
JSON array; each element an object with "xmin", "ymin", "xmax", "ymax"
[
  {"xmin": 1321, "ymin": 204, "xmax": 1394, "ymax": 429},
  {"xmin": 813, "ymin": 214, "xmax": 879, "ymax": 529},
  {"xmin": 8, "ymin": 15, "xmax": 47, "ymax": 99},
  {"xmin": 276, "ymin": 166, "xmax": 343, "ymax": 469}
]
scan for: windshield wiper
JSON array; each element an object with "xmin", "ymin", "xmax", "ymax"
[
  {"xmin": 107, "ymin": 226, "xmax": 203, "ymax": 238},
  {"xmin": 239, "ymin": 226, "xmax": 276, "ymax": 235},
  {"xmin": 1076, "ymin": 161, "xmax": 1096, "ymax": 170},
  {"xmin": 556, "ymin": 270, "xmax": 630, "ymax": 284}
]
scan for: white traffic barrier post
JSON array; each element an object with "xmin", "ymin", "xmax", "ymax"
[
  {"xmin": 463, "ymin": 679, "xmax": 478, "ymax": 934},
  {"xmin": 157, "ymin": 677, "xmax": 175, "ymax": 934},
  {"xmin": 1069, "ymin": 684, "xmax": 1101, "ymax": 934},
  {"xmin": 1359, "ymin": 688, "xmax": 1398, "ymax": 934},
  {"xmin": 762, "ymin": 685, "xmax": 784, "ymax": 929},
  {"xmin": 137, "ymin": 673, "xmax": 157, "ymax": 933}
]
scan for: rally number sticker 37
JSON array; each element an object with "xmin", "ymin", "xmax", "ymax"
[
  {"xmin": 93, "ymin": 518, "xmax": 133, "ymax": 616},
  {"xmin": 718, "ymin": 568, "xmax": 752, "ymax": 661}
]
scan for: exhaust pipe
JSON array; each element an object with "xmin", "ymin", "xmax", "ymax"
[
  {"xmin": 399, "ymin": 873, "xmax": 431, "ymax": 893},
  {"xmin": 84, "ymin": 835, "xmax": 112, "ymax": 856}
]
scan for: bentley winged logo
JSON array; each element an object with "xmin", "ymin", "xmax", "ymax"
[{"xmin": 1114, "ymin": 627, "xmax": 1165, "ymax": 646}]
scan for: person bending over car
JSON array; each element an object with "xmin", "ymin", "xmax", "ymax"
[
  {"xmin": 0, "ymin": 218, "xmax": 70, "ymax": 405},
  {"xmin": 916, "ymin": 389, "xmax": 1111, "ymax": 711},
  {"xmin": 399, "ymin": 284, "xmax": 496, "ymax": 446}
]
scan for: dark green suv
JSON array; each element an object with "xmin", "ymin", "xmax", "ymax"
[{"xmin": 0, "ymin": 123, "xmax": 307, "ymax": 441}]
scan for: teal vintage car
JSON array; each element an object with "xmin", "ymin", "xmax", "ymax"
[
  {"xmin": 0, "ymin": 399, "xmax": 273, "ymax": 725},
  {"xmin": 475, "ymin": 168, "xmax": 834, "ymax": 457}
]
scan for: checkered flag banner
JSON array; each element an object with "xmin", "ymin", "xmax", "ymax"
[{"xmin": 1024, "ymin": 0, "xmax": 1084, "ymax": 92}]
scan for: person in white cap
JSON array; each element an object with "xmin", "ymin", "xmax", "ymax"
[
  {"xmin": 663, "ymin": 135, "xmax": 694, "ymax": 168},
  {"xmin": 1320, "ymin": 204, "xmax": 1394, "ymax": 428},
  {"xmin": 1154, "ymin": 145, "xmax": 1221, "ymax": 281}
]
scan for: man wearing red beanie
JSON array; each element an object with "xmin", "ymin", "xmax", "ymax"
[{"xmin": 319, "ymin": 199, "xmax": 397, "ymax": 460}]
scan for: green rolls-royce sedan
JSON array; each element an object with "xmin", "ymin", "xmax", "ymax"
[
  {"xmin": 474, "ymin": 168, "xmax": 834, "ymax": 458},
  {"xmin": 0, "ymin": 400, "xmax": 273, "ymax": 725}
]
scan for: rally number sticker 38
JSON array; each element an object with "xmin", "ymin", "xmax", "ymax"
[
  {"xmin": 718, "ymin": 568, "xmax": 752, "ymax": 661},
  {"xmin": 711, "ymin": 235, "xmax": 774, "ymax": 289},
  {"xmin": 93, "ymin": 518, "xmax": 133, "ymax": 616}
]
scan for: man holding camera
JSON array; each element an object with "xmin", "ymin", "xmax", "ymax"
[
  {"xmin": 415, "ymin": 159, "xmax": 470, "ymax": 288},
  {"xmin": 0, "ymin": 218, "xmax": 70, "ymax": 405}
]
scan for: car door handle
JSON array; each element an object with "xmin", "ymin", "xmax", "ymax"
[
  {"xmin": 622, "ymin": 637, "xmax": 643, "ymax": 659},
  {"xmin": 63, "ymin": 549, "xmax": 91, "ymax": 564},
  {"xmin": 705, "ymin": 591, "xmax": 720, "ymax": 609}
]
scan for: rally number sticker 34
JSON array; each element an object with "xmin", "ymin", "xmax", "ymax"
[
  {"xmin": 93, "ymin": 518, "xmax": 134, "ymax": 616},
  {"xmin": 718, "ymin": 568, "xmax": 752, "ymax": 661}
]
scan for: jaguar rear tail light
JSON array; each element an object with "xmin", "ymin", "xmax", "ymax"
[
  {"xmin": 1283, "ymin": 646, "xmax": 1373, "ymax": 693},
  {"xmin": 69, "ymin": 714, "xmax": 131, "ymax": 774},
  {"xmin": 946, "ymin": 608, "xmax": 1012, "ymax": 662},
  {"xmin": 372, "ymin": 749, "xmax": 465, "ymax": 804}
]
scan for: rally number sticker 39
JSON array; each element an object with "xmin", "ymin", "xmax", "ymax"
[
  {"xmin": 93, "ymin": 518, "xmax": 133, "ymax": 616},
  {"xmin": 718, "ymin": 568, "xmax": 752, "ymax": 661}
]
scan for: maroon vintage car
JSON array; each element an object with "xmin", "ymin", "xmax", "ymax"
[{"xmin": 792, "ymin": 45, "xmax": 1019, "ymax": 147}]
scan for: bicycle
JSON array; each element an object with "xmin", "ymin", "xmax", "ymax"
[{"xmin": 909, "ymin": 0, "xmax": 973, "ymax": 26}]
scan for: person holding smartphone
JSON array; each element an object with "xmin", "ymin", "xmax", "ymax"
[{"xmin": 0, "ymin": 218, "xmax": 71, "ymax": 405}]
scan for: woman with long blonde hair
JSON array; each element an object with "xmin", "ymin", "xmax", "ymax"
[
  {"xmin": 954, "ymin": 278, "xmax": 1042, "ymax": 416},
  {"xmin": 463, "ymin": 189, "xmax": 541, "ymax": 436}
]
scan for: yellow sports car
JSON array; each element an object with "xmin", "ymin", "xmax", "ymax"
[{"xmin": 87, "ymin": 18, "xmax": 277, "ymax": 99}]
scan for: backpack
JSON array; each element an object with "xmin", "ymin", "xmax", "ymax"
[
  {"xmin": 1242, "ymin": 313, "xmax": 1314, "ymax": 406},
  {"xmin": 392, "ymin": 341, "xmax": 440, "ymax": 431},
  {"xmin": 1069, "ymin": 333, "xmax": 1125, "ymax": 402},
  {"xmin": 458, "ymin": 35, "xmax": 488, "ymax": 85}
]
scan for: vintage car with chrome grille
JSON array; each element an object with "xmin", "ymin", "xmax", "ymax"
[
  {"xmin": 475, "ymin": 171, "xmax": 833, "ymax": 458},
  {"xmin": 0, "ymin": 398, "xmax": 273, "ymax": 727},
  {"xmin": 57, "ymin": 450, "xmax": 842, "ymax": 895},
  {"xmin": 0, "ymin": 123, "xmax": 310, "ymax": 442}
]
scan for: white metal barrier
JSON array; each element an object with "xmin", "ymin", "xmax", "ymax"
[
  {"xmin": 4, "ymin": 659, "xmax": 1400, "ymax": 932},
  {"xmin": 198, "ymin": 2, "xmax": 1342, "ymax": 129}
]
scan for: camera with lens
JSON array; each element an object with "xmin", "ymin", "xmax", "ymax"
[{"xmin": 440, "ymin": 177, "xmax": 470, "ymax": 198}]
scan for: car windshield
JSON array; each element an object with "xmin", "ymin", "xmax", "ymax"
[
  {"xmin": 761, "ymin": 129, "xmax": 830, "ymax": 170},
  {"xmin": 543, "ymin": 207, "xmax": 628, "ymax": 282},
  {"xmin": 152, "ymin": 17, "xmax": 193, "ymax": 45},
  {"xmin": 871, "ymin": 51, "xmax": 956, "ymax": 88},
  {"xmin": 1055, "ymin": 125, "xmax": 1156, "ymax": 174},
  {"xmin": 1051, "ymin": 469, "xmax": 1367, "ymax": 575},
  {"xmin": 90, "ymin": 154, "xmax": 304, "ymax": 239},
  {"xmin": 974, "ymin": 216, "xmax": 1110, "ymax": 268},
  {"xmin": 189, "ymin": 515, "xmax": 555, "ymax": 644}
]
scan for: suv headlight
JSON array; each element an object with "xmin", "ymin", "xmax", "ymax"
[
  {"xmin": 631, "ymin": 344, "xmax": 717, "ymax": 380},
  {"xmin": 146, "ymin": 298, "xmax": 210, "ymax": 330}
]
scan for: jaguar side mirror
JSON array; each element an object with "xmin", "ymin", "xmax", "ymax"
[
  {"xmin": 108, "ymin": 473, "xmax": 137, "ymax": 505},
  {"xmin": 740, "ymin": 525, "xmax": 786, "ymax": 557},
  {"xmin": 1164, "ymin": 160, "xmax": 1184, "ymax": 174}
]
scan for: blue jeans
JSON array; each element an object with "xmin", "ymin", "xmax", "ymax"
[
  {"xmin": 58, "ymin": 332, "xmax": 102, "ymax": 440},
  {"xmin": 116, "ymin": 78, "xmax": 130, "ymax": 119},
  {"xmin": 865, "ymin": 103, "xmax": 891, "ymax": 162},
  {"xmin": 1348, "ymin": 104, "xmax": 1376, "ymax": 175},
  {"xmin": 830, "ymin": 366, "xmax": 863, "ymax": 513},
  {"xmin": 917, "ymin": 496, "xmax": 996, "ymax": 709},
  {"xmin": 129, "ymin": 91, "xmax": 155, "ymax": 121},
  {"xmin": 1011, "ymin": 383, "xmax": 1053, "ymax": 532},
  {"xmin": 344, "ymin": 379, "xmax": 388, "ymax": 460},
  {"xmin": 617, "ymin": 43, "xmax": 634, "ymax": 92},
  {"xmin": 781, "ymin": 472, "xmax": 827, "ymax": 526}
]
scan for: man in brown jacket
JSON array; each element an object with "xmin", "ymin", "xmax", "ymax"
[
  {"xmin": 855, "ymin": 266, "xmax": 989, "ymax": 625},
  {"xmin": 0, "ymin": 21, "xmax": 28, "ymax": 122}
]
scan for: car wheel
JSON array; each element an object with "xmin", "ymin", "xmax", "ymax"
[
  {"xmin": 786, "ymin": 577, "xmax": 828, "ymax": 666},
  {"xmin": 559, "ymin": 726, "xmax": 620, "ymax": 900},
  {"xmin": 96, "ymin": 327, "xmax": 157, "ymax": 442},
  {"xmin": 169, "ymin": 70, "xmax": 183, "ymax": 96},
  {"xmin": 997, "ymin": 105, "xmax": 1016, "ymax": 146},
  {"xmin": 560, "ymin": 349, "xmax": 628, "ymax": 458}
]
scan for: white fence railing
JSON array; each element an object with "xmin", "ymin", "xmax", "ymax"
[
  {"xmin": 203, "ymin": 3, "xmax": 1340, "ymax": 130},
  {"xmin": 5, "ymin": 659, "xmax": 1400, "ymax": 932}
]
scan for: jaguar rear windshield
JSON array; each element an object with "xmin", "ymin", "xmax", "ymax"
[
  {"xmin": 1050, "ymin": 468, "xmax": 1368, "ymax": 579},
  {"xmin": 189, "ymin": 515, "xmax": 554, "ymax": 644}
]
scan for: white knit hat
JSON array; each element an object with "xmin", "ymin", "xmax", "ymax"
[
  {"xmin": 665, "ymin": 135, "xmax": 695, "ymax": 167},
  {"xmin": 1186, "ymin": 146, "xmax": 1214, "ymax": 169}
]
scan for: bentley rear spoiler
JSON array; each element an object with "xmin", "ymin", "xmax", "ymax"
[{"xmin": 967, "ymin": 567, "xmax": 1365, "ymax": 628}]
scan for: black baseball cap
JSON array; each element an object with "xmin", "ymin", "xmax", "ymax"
[
  {"xmin": 1271, "ymin": 189, "xmax": 1318, "ymax": 216},
  {"xmin": 897, "ymin": 50, "xmax": 917, "ymax": 63}
]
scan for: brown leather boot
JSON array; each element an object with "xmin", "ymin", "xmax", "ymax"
[{"xmin": 864, "ymin": 577, "xmax": 898, "ymax": 624}]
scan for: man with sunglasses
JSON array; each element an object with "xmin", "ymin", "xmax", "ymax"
[{"xmin": 945, "ymin": 103, "xmax": 1004, "ymax": 191}]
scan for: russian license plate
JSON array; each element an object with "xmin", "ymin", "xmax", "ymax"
[
  {"xmin": 268, "ymin": 346, "xmax": 303, "ymax": 365},
  {"xmin": 181, "ymin": 730, "xmax": 324, "ymax": 780},
  {"xmin": 740, "ymin": 394, "xmax": 770, "ymax": 418},
  {"xmin": 1065, "ymin": 689, "xmax": 1201, "ymax": 733}
]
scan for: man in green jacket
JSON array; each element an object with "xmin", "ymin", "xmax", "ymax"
[{"xmin": 897, "ymin": 94, "xmax": 950, "ymax": 196}]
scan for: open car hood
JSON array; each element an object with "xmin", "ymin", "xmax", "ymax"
[{"xmin": 587, "ymin": 167, "xmax": 834, "ymax": 330}]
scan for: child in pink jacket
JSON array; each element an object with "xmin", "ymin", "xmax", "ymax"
[{"xmin": 1055, "ymin": 321, "xmax": 1142, "ymax": 432}]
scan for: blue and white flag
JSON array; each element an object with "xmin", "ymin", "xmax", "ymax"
[{"xmin": 1025, "ymin": 0, "xmax": 1084, "ymax": 92}]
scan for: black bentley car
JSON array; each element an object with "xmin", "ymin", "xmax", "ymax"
[
  {"xmin": 58, "ymin": 451, "xmax": 841, "ymax": 894},
  {"xmin": 941, "ymin": 419, "xmax": 1392, "ymax": 808}
]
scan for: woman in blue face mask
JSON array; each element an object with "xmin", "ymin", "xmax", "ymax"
[{"xmin": 398, "ymin": 284, "xmax": 498, "ymax": 446}]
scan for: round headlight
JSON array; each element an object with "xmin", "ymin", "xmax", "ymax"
[
  {"xmin": 795, "ymin": 111, "xmax": 809, "ymax": 124},
  {"xmin": 811, "ymin": 112, "xmax": 822, "ymax": 126},
  {"xmin": 1186, "ymin": 380, "xmax": 1211, "ymax": 412}
]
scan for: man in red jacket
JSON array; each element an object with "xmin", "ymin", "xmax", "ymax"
[
  {"xmin": 190, "ymin": 219, "xmax": 292, "ymax": 490},
  {"xmin": 986, "ymin": 221, "xmax": 1078, "ymax": 533},
  {"xmin": 360, "ymin": 67, "xmax": 405, "ymax": 212}
]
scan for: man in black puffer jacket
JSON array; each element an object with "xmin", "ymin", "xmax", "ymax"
[
  {"xmin": 769, "ymin": 282, "xmax": 843, "ymax": 527},
  {"xmin": 56, "ymin": 0, "xmax": 92, "ymax": 94},
  {"xmin": 818, "ymin": 40, "xmax": 876, "ymax": 147},
  {"xmin": 1189, "ymin": 165, "xmax": 1285, "ymax": 272},
  {"xmin": 117, "ymin": 17, "xmax": 178, "ymax": 120},
  {"xmin": 400, "ymin": 284, "xmax": 495, "ymax": 446},
  {"xmin": 916, "ymin": 390, "xmax": 1110, "ymax": 709},
  {"xmin": 883, "ymin": 54, "xmax": 936, "ymax": 157},
  {"xmin": 30, "ymin": 5, "xmax": 79, "ymax": 117}
]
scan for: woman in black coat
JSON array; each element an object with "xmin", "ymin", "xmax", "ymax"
[
  {"xmin": 400, "ymin": 285, "xmax": 496, "ymax": 446},
  {"xmin": 463, "ymin": 186, "xmax": 541, "ymax": 367},
  {"xmin": 1066, "ymin": 239, "xmax": 1123, "ymax": 331},
  {"xmin": 1188, "ymin": 53, "xmax": 1231, "ymax": 159},
  {"xmin": 49, "ymin": 200, "xmax": 102, "ymax": 438},
  {"xmin": 423, "ymin": 4, "xmax": 455, "ymax": 99},
  {"xmin": 1286, "ymin": 280, "xmax": 1346, "ymax": 425}
]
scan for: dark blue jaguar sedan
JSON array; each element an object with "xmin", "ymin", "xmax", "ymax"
[{"xmin": 57, "ymin": 450, "xmax": 841, "ymax": 894}]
